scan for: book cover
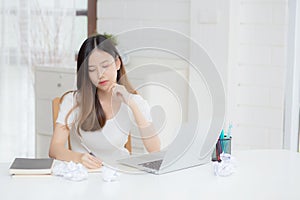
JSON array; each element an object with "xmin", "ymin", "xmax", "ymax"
[{"xmin": 9, "ymin": 158, "xmax": 54, "ymax": 175}]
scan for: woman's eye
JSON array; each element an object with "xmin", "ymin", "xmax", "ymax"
[
  {"xmin": 88, "ymin": 69, "xmax": 96, "ymax": 72},
  {"xmin": 102, "ymin": 65, "xmax": 109, "ymax": 68}
]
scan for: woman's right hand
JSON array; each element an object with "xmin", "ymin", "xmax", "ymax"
[{"xmin": 79, "ymin": 153, "xmax": 103, "ymax": 169}]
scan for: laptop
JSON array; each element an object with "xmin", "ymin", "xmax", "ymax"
[
  {"xmin": 118, "ymin": 118, "xmax": 223, "ymax": 175},
  {"xmin": 118, "ymin": 54, "xmax": 225, "ymax": 174}
]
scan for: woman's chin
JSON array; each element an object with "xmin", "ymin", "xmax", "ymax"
[{"xmin": 97, "ymin": 85, "xmax": 111, "ymax": 93}]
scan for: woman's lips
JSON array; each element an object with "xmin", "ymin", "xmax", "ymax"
[{"xmin": 99, "ymin": 80, "xmax": 108, "ymax": 85}]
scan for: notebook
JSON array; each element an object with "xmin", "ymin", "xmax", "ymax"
[{"xmin": 9, "ymin": 158, "xmax": 54, "ymax": 175}]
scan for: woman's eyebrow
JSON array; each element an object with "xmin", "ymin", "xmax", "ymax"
[
  {"xmin": 88, "ymin": 60, "xmax": 110, "ymax": 67},
  {"xmin": 99, "ymin": 59, "xmax": 109, "ymax": 64}
]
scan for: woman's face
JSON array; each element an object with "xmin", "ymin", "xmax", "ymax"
[{"xmin": 88, "ymin": 49, "xmax": 120, "ymax": 92}]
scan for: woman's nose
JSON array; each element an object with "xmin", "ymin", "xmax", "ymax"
[{"xmin": 97, "ymin": 67, "xmax": 105, "ymax": 78}]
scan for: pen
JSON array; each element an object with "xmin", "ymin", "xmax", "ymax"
[
  {"xmin": 80, "ymin": 142, "xmax": 108, "ymax": 167},
  {"xmin": 220, "ymin": 129, "xmax": 225, "ymax": 139},
  {"xmin": 227, "ymin": 123, "xmax": 233, "ymax": 138},
  {"xmin": 217, "ymin": 139, "xmax": 221, "ymax": 162},
  {"xmin": 80, "ymin": 142, "xmax": 96, "ymax": 157},
  {"xmin": 219, "ymin": 129, "xmax": 225, "ymax": 153}
]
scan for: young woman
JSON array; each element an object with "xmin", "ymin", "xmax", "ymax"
[{"xmin": 49, "ymin": 34, "xmax": 160, "ymax": 169}]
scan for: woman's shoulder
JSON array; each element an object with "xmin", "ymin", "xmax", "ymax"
[
  {"xmin": 59, "ymin": 91, "xmax": 77, "ymax": 110},
  {"xmin": 60, "ymin": 91, "xmax": 76, "ymax": 102},
  {"xmin": 56, "ymin": 91, "xmax": 77, "ymax": 125}
]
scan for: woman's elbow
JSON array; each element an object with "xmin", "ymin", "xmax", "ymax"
[
  {"xmin": 48, "ymin": 146, "xmax": 55, "ymax": 159},
  {"xmin": 48, "ymin": 142, "xmax": 58, "ymax": 159},
  {"xmin": 146, "ymin": 137, "xmax": 161, "ymax": 153}
]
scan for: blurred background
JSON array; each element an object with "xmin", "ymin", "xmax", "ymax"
[{"xmin": 0, "ymin": 0, "xmax": 299, "ymax": 162}]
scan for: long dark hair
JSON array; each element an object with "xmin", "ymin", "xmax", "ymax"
[{"xmin": 65, "ymin": 34, "xmax": 136, "ymax": 135}]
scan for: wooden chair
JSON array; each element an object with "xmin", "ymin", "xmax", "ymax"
[
  {"xmin": 52, "ymin": 97, "xmax": 132, "ymax": 153},
  {"xmin": 52, "ymin": 97, "xmax": 72, "ymax": 150}
]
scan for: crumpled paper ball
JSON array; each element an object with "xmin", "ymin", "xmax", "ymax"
[
  {"xmin": 102, "ymin": 165, "xmax": 120, "ymax": 182},
  {"xmin": 213, "ymin": 153, "xmax": 236, "ymax": 177},
  {"xmin": 52, "ymin": 161, "xmax": 88, "ymax": 181}
]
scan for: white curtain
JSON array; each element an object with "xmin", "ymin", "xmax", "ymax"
[{"xmin": 0, "ymin": 0, "xmax": 76, "ymax": 162}]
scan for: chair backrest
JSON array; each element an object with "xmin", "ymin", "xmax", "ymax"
[
  {"xmin": 51, "ymin": 97, "xmax": 132, "ymax": 153},
  {"xmin": 52, "ymin": 97, "xmax": 72, "ymax": 150}
]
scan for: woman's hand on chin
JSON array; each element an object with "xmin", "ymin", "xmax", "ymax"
[{"xmin": 112, "ymin": 84, "xmax": 133, "ymax": 105}]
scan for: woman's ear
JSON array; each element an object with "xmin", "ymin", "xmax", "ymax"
[{"xmin": 115, "ymin": 57, "xmax": 121, "ymax": 70}]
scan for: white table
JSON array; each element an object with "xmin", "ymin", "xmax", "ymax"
[{"xmin": 1, "ymin": 150, "xmax": 300, "ymax": 200}]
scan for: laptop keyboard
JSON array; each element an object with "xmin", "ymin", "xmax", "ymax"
[{"xmin": 138, "ymin": 159, "xmax": 163, "ymax": 170}]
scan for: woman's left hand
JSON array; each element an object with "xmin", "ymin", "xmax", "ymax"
[{"xmin": 111, "ymin": 84, "xmax": 132, "ymax": 105}]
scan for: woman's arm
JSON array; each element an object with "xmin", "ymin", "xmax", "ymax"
[
  {"xmin": 112, "ymin": 84, "xmax": 161, "ymax": 152},
  {"xmin": 128, "ymin": 100, "xmax": 161, "ymax": 152},
  {"xmin": 49, "ymin": 124, "xmax": 102, "ymax": 169}
]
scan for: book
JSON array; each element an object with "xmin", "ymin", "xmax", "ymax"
[
  {"xmin": 9, "ymin": 158, "xmax": 54, "ymax": 175},
  {"xmin": 88, "ymin": 167, "xmax": 102, "ymax": 173}
]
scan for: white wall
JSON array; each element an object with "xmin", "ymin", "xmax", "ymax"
[
  {"xmin": 228, "ymin": 0, "xmax": 288, "ymax": 150},
  {"xmin": 97, "ymin": 0, "xmax": 192, "ymax": 152},
  {"xmin": 190, "ymin": 0, "xmax": 230, "ymax": 138},
  {"xmin": 190, "ymin": 0, "xmax": 230, "ymax": 86},
  {"xmin": 97, "ymin": 0, "xmax": 190, "ymax": 35},
  {"xmin": 97, "ymin": 0, "xmax": 289, "ymax": 150}
]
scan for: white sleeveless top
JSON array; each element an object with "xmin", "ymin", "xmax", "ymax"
[{"xmin": 56, "ymin": 92, "xmax": 152, "ymax": 161}]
